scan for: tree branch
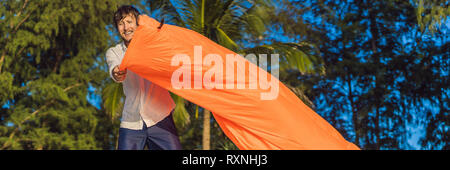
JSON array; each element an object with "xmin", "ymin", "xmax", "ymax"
[
  {"xmin": 16, "ymin": 0, "xmax": 29, "ymax": 18},
  {"xmin": 0, "ymin": 12, "xmax": 32, "ymax": 73},
  {"xmin": 1, "ymin": 0, "xmax": 31, "ymax": 65},
  {"xmin": 0, "ymin": 83, "xmax": 83, "ymax": 150},
  {"xmin": 13, "ymin": 13, "xmax": 31, "ymax": 34}
]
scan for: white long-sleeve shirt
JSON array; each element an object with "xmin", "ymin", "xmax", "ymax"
[{"xmin": 105, "ymin": 42, "xmax": 175, "ymax": 130}]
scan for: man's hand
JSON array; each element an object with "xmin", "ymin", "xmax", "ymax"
[{"xmin": 113, "ymin": 65, "xmax": 127, "ymax": 81}]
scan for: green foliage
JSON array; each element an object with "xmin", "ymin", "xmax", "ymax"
[
  {"xmin": 242, "ymin": 42, "xmax": 325, "ymax": 75},
  {"xmin": 275, "ymin": 0, "xmax": 448, "ymax": 149},
  {"xmin": 0, "ymin": 0, "xmax": 135, "ymax": 150},
  {"xmin": 102, "ymin": 82, "xmax": 124, "ymax": 121},
  {"xmin": 2, "ymin": 0, "xmax": 445, "ymax": 150},
  {"xmin": 415, "ymin": 0, "xmax": 449, "ymax": 33},
  {"xmin": 170, "ymin": 93, "xmax": 191, "ymax": 129},
  {"xmin": 146, "ymin": 0, "xmax": 322, "ymax": 150},
  {"xmin": 0, "ymin": 72, "xmax": 17, "ymax": 104}
]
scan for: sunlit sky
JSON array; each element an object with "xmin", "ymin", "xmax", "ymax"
[
  {"xmin": 86, "ymin": 1, "xmax": 449, "ymax": 150},
  {"xmin": 3, "ymin": 1, "xmax": 447, "ymax": 150}
]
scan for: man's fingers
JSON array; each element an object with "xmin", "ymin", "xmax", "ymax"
[
  {"xmin": 114, "ymin": 74, "xmax": 125, "ymax": 81},
  {"xmin": 113, "ymin": 69, "xmax": 126, "ymax": 75},
  {"xmin": 113, "ymin": 66, "xmax": 126, "ymax": 81}
]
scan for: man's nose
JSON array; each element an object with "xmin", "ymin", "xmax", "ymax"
[{"xmin": 124, "ymin": 23, "xmax": 130, "ymax": 31}]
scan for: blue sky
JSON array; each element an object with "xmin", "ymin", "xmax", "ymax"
[
  {"xmin": 82, "ymin": 0, "xmax": 450, "ymax": 150},
  {"xmin": 1, "ymin": 0, "xmax": 444, "ymax": 149}
]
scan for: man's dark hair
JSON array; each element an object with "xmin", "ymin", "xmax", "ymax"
[{"xmin": 113, "ymin": 5, "xmax": 140, "ymax": 31}]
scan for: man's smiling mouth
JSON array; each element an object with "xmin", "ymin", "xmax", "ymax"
[{"xmin": 124, "ymin": 31, "xmax": 133, "ymax": 36}]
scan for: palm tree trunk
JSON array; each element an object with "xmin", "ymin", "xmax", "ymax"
[
  {"xmin": 375, "ymin": 106, "xmax": 380, "ymax": 149},
  {"xmin": 202, "ymin": 109, "xmax": 211, "ymax": 150},
  {"xmin": 369, "ymin": 5, "xmax": 381, "ymax": 149},
  {"xmin": 347, "ymin": 75, "xmax": 359, "ymax": 146}
]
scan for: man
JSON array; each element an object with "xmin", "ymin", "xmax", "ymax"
[{"xmin": 105, "ymin": 5, "xmax": 181, "ymax": 150}]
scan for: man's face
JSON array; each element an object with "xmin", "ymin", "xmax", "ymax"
[{"xmin": 117, "ymin": 14, "xmax": 138, "ymax": 43}]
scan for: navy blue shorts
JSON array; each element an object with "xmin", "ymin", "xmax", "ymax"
[{"xmin": 117, "ymin": 113, "xmax": 182, "ymax": 150}]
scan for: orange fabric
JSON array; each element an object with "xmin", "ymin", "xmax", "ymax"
[{"xmin": 119, "ymin": 15, "xmax": 360, "ymax": 150}]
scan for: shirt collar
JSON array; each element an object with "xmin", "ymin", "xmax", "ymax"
[{"xmin": 120, "ymin": 42, "xmax": 128, "ymax": 52}]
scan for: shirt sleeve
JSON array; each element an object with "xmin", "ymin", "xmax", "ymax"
[{"xmin": 105, "ymin": 48, "xmax": 125, "ymax": 83}]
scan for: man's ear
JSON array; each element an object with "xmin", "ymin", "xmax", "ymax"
[{"xmin": 135, "ymin": 15, "xmax": 140, "ymax": 27}]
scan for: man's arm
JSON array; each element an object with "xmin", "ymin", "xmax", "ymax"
[{"xmin": 105, "ymin": 48, "xmax": 126, "ymax": 82}]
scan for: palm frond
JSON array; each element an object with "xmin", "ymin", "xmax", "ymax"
[
  {"xmin": 241, "ymin": 42, "xmax": 325, "ymax": 75},
  {"xmin": 146, "ymin": 0, "xmax": 186, "ymax": 27},
  {"xmin": 216, "ymin": 27, "xmax": 239, "ymax": 51},
  {"xmin": 170, "ymin": 92, "xmax": 191, "ymax": 128},
  {"xmin": 195, "ymin": 104, "xmax": 199, "ymax": 119},
  {"xmin": 102, "ymin": 82, "xmax": 124, "ymax": 121},
  {"xmin": 241, "ymin": 0, "xmax": 274, "ymax": 37}
]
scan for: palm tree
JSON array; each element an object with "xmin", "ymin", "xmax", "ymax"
[
  {"xmin": 146, "ymin": 0, "xmax": 325, "ymax": 150},
  {"xmin": 103, "ymin": 0, "xmax": 325, "ymax": 150}
]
